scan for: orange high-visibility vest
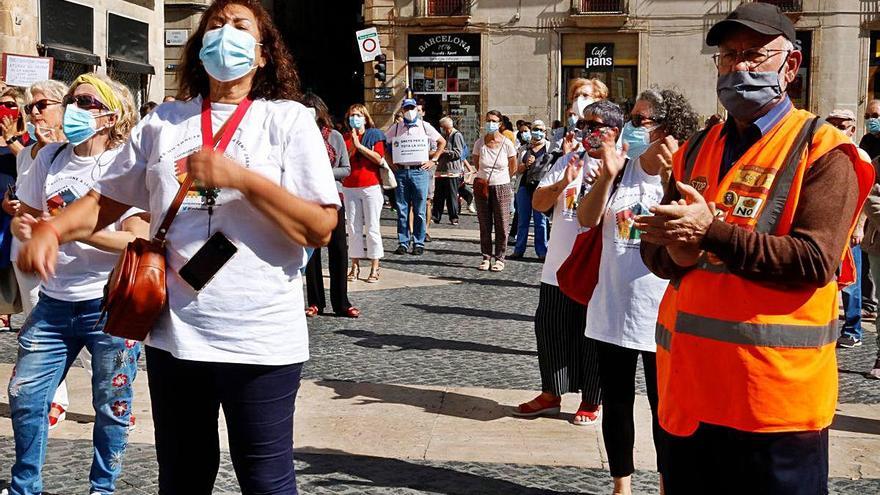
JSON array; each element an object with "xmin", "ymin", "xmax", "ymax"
[{"xmin": 656, "ymin": 109, "xmax": 874, "ymax": 436}]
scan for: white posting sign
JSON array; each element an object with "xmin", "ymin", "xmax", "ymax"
[
  {"xmin": 391, "ymin": 135, "xmax": 430, "ymax": 164},
  {"xmin": 2, "ymin": 54, "xmax": 53, "ymax": 88},
  {"xmin": 356, "ymin": 27, "xmax": 382, "ymax": 63},
  {"xmin": 165, "ymin": 29, "xmax": 189, "ymax": 47}
]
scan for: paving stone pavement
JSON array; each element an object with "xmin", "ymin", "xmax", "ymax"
[{"xmin": 0, "ymin": 212, "xmax": 879, "ymax": 493}]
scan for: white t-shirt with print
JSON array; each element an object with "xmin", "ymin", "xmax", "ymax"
[
  {"xmin": 539, "ymin": 151, "xmax": 598, "ymax": 286},
  {"xmin": 18, "ymin": 143, "xmax": 139, "ymax": 302},
  {"xmin": 96, "ymin": 96, "xmax": 341, "ymax": 366},
  {"xmin": 473, "ymin": 137, "xmax": 516, "ymax": 186},
  {"xmin": 584, "ymin": 158, "xmax": 668, "ymax": 352}
]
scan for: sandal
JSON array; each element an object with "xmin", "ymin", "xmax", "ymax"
[
  {"xmin": 511, "ymin": 394, "xmax": 561, "ymax": 417},
  {"xmin": 343, "ymin": 307, "xmax": 360, "ymax": 318},
  {"xmin": 367, "ymin": 269, "xmax": 380, "ymax": 283},
  {"xmin": 478, "ymin": 259, "xmax": 491, "ymax": 271},
  {"xmin": 491, "ymin": 260, "xmax": 505, "ymax": 272},
  {"xmin": 347, "ymin": 265, "xmax": 360, "ymax": 282},
  {"xmin": 305, "ymin": 305, "xmax": 320, "ymax": 317},
  {"xmin": 572, "ymin": 403, "xmax": 602, "ymax": 426},
  {"xmin": 48, "ymin": 403, "xmax": 66, "ymax": 430},
  {"xmin": 0, "ymin": 314, "xmax": 9, "ymax": 330}
]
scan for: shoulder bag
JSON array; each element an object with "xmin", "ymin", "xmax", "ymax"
[{"xmin": 100, "ymin": 97, "xmax": 253, "ymax": 341}]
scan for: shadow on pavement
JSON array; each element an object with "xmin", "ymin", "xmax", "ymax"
[
  {"xmin": 315, "ymin": 380, "xmax": 511, "ymax": 422},
  {"xmin": 295, "ymin": 449, "xmax": 590, "ymax": 495},
  {"xmin": 336, "ymin": 329, "xmax": 537, "ymax": 356},
  {"xmin": 403, "ymin": 303, "xmax": 534, "ymax": 323},
  {"xmin": 831, "ymin": 413, "xmax": 880, "ymax": 435},
  {"xmin": 433, "ymin": 275, "xmax": 541, "ymax": 289}
]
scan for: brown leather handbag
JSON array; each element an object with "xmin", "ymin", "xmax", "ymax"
[{"xmin": 100, "ymin": 175, "xmax": 194, "ymax": 341}]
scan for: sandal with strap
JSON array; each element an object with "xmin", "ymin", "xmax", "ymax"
[
  {"xmin": 511, "ymin": 394, "xmax": 561, "ymax": 417},
  {"xmin": 367, "ymin": 269, "xmax": 380, "ymax": 283},
  {"xmin": 347, "ymin": 265, "xmax": 360, "ymax": 282},
  {"xmin": 342, "ymin": 307, "xmax": 360, "ymax": 318},
  {"xmin": 305, "ymin": 305, "xmax": 321, "ymax": 317},
  {"xmin": 478, "ymin": 259, "xmax": 491, "ymax": 271},
  {"xmin": 491, "ymin": 260, "xmax": 505, "ymax": 272},
  {"xmin": 572, "ymin": 403, "xmax": 602, "ymax": 426}
]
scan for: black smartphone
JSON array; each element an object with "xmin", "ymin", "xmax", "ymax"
[
  {"xmin": 6, "ymin": 183, "xmax": 15, "ymax": 201},
  {"xmin": 178, "ymin": 232, "xmax": 238, "ymax": 291}
]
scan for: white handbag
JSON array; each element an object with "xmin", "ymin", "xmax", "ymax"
[{"xmin": 379, "ymin": 159, "xmax": 398, "ymax": 190}]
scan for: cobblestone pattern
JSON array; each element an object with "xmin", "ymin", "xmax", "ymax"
[{"xmin": 1, "ymin": 438, "xmax": 877, "ymax": 494}]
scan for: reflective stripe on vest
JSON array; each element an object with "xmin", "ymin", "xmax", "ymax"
[
  {"xmin": 675, "ymin": 312, "xmax": 838, "ymax": 348},
  {"xmin": 656, "ymin": 322, "xmax": 673, "ymax": 351}
]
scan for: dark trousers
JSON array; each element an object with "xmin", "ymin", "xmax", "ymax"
[
  {"xmin": 432, "ymin": 176, "xmax": 461, "ymax": 222},
  {"xmin": 663, "ymin": 424, "xmax": 830, "ymax": 495},
  {"xmin": 305, "ymin": 204, "xmax": 351, "ymax": 314},
  {"xmin": 534, "ymin": 283, "xmax": 601, "ymax": 403},
  {"xmin": 146, "ymin": 346, "xmax": 303, "ymax": 495},
  {"xmin": 595, "ymin": 339, "xmax": 663, "ymax": 478}
]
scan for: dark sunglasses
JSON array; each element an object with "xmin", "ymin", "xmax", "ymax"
[
  {"xmin": 583, "ymin": 121, "xmax": 611, "ymax": 134},
  {"xmin": 866, "ymin": 113, "xmax": 880, "ymax": 120},
  {"xmin": 630, "ymin": 114, "xmax": 657, "ymax": 127},
  {"xmin": 831, "ymin": 122, "xmax": 854, "ymax": 131},
  {"xmin": 63, "ymin": 94, "xmax": 108, "ymax": 111},
  {"xmin": 0, "ymin": 101, "xmax": 18, "ymax": 109},
  {"xmin": 24, "ymin": 99, "xmax": 61, "ymax": 114}
]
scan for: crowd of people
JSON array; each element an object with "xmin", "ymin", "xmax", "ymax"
[{"xmin": 0, "ymin": 1, "xmax": 876, "ymax": 495}]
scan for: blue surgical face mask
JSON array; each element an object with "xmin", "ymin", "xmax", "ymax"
[
  {"xmin": 620, "ymin": 121, "xmax": 653, "ymax": 160},
  {"xmin": 403, "ymin": 109, "xmax": 419, "ymax": 124},
  {"xmin": 868, "ymin": 118, "xmax": 880, "ymax": 135},
  {"xmin": 485, "ymin": 121, "xmax": 500, "ymax": 134},
  {"xmin": 532, "ymin": 130, "xmax": 545, "ymax": 141},
  {"xmin": 716, "ymin": 63, "xmax": 785, "ymax": 122},
  {"xmin": 567, "ymin": 115, "xmax": 578, "ymax": 128},
  {"xmin": 520, "ymin": 131, "xmax": 532, "ymax": 143},
  {"xmin": 199, "ymin": 24, "xmax": 260, "ymax": 82},
  {"xmin": 26, "ymin": 122, "xmax": 37, "ymax": 142},
  {"xmin": 349, "ymin": 115, "xmax": 365, "ymax": 130},
  {"xmin": 63, "ymin": 104, "xmax": 109, "ymax": 146}
]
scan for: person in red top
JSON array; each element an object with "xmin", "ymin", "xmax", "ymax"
[{"xmin": 343, "ymin": 104, "xmax": 386, "ymax": 283}]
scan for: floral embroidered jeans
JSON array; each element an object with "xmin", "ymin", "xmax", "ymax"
[{"xmin": 7, "ymin": 294, "xmax": 140, "ymax": 495}]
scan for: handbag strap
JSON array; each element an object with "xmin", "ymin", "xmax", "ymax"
[
  {"xmin": 483, "ymin": 137, "xmax": 505, "ymax": 183},
  {"xmin": 154, "ymin": 97, "xmax": 253, "ymax": 243}
]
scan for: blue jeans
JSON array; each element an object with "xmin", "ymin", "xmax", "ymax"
[
  {"xmin": 841, "ymin": 245, "xmax": 863, "ymax": 340},
  {"xmin": 394, "ymin": 168, "xmax": 430, "ymax": 248},
  {"xmin": 8, "ymin": 295, "xmax": 141, "ymax": 495},
  {"xmin": 513, "ymin": 185, "xmax": 548, "ymax": 257}
]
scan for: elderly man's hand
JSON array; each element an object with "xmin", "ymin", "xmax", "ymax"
[{"xmin": 635, "ymin": 182, "xmax": 715, "ymax": 246}]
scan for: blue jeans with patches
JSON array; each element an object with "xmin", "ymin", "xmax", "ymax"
[{"xmin": 7, "ymin": 294, "xmax": 140, "ymax": 495}]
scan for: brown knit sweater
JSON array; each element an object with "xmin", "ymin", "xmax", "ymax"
[{"xmin": 641, "ymin": 149, "xmax": 859, "ymax": 287}]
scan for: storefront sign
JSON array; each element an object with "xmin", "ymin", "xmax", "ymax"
[
  {"xmin": 374, "ymin": 87, "xmax": 393, "ymax": 100},
  {"xmin": 1, "ymin": 54, "xmax": 53, "ymax": 88},
  {"xmin": 408, "ymin": 34, "xmax": 480, "ymax": 63},
  {"xmin": 356, "ymin": 27, "xmax": 382, "ymax": 63},
  {"xmin": 584, "ymin": 43, "xmax": 614, "ymax": 72}
]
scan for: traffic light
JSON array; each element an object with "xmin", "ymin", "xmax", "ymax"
[{"xmin": 374, "ymin": 54, "xmax": 387, "ymax": 83}]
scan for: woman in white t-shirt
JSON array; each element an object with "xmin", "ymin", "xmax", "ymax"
[
  {"xmin": 471, "ymin": 110, "xmax": 517, "ymax": 271},
  {"xmin": 18, "ymin": 3, "xmax": 340, "ymax": 494},
  {"xmin": 9, "ymin": 73, "xmax": 148, "ymax": 495},
  {"xmin": 577, "ymin": 93, "xmax": 698, "ymax": 495}
]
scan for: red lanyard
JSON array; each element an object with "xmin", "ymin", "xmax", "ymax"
[{"xmin": 200, "ymin": 96, "xmax": 253, "ymax": 152}]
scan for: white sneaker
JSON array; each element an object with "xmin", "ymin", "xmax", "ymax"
[{"xmin": 468, "ymin": 203, "xmax": 476, "ymax": 214}]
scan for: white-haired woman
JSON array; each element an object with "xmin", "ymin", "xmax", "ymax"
[{"xmin": 7, "ymin": 73, "xmax": 148, "ymax": 495}]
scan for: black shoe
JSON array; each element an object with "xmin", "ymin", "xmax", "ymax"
[
  {"xmin": 537, "ymin": 255, "xmax": 546, "ymax": 261},
  {"xmin": 394, "ymin": 245, "xmax": 409, "ymax": 255},
  {"xmin": 837, "ymin": 335, "xmax": 863, "ymax": 348},
  {"xmin": 425, "ymin": 234, "xmax": 433, "ymax": 243},
  {"xmin": 412, "ymin": 246, "xmax": 425, "ymax": 255},
  {"xmin": 431, "ymin": 216, "xmax": 441, "ymax": 224},
  {"xmin": 508, "ymin": 237, "xmax": 517, "ymax": 246},
  {"xmin": 508, "ymin": 253, "xmax": 525, "ymax": 260},
  {"xmin": 451, "ymin": 219, "xmax": 459, "ymax": 225}
]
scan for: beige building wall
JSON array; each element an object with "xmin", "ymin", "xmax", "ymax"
[
  {"xmin": 0, "ymin": 0, "xmax": 164, "ymax": 103},
  {"xmin": 367, "ymin": 0, "xmax": 872, "ymax": 129},
  {"xmin": 164, "ymin": 0, "xmax": 209, "ymax": 98}
]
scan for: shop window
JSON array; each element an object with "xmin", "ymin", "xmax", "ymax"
[
  {"xmin": 40, "ymin": 0, "xmax": 100, "ymax": 83},
  {"xmin": 573, "ymin": 0, "xmax": 626, "ymax": 14},
  {"xmin": 426, "ymin": 0, "xmax": 469, "ymax": 16},
  {"xmin": 870, "ymin": 32, "xmax": 880, "ymax": 105},
  {"xmin": 107, "ymin": 13, "xmax": 154, "ymax": 109},
  {"xmin": 755, "ymin": 0, "xmax": 803, "ymax": 13}
]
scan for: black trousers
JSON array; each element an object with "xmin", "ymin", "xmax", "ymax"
[
  {"xmin": 305, "ymin": 204, "xmax": 351, "ymax": 314},
  {"xmin": 432, "ymin": 176, "xmax": 461, "ymax": 222},
  {"xmin": 147, "ymin": 346, "xmax": 303, "ymax": 495},
  {"xmin": 534, "ymin": 283, "xmax": 601, "ymax": 403},
  {"xmin": 595, "ymin": 339, "xmax": 664, "ymax": 478},
  {"xmin": 663, "ymin": 423, "xmax": 829, "ymax": 495}
]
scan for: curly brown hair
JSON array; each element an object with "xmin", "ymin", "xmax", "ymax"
[{"xmin": 176, "ymin": 0, "xmax": 300, "ymax": 102}]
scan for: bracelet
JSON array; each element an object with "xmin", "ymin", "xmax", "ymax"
[{"xmin": 39, "ymin": 220, "xmax": 62, "ymax": 243}]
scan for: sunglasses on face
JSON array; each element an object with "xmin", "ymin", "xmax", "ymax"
[
  {"xmin": 63, "ymin": 94, "xmax": 108, "ymax": 112},
  {"xmin": 831, "ymin": 122, "xmax": 854, "ymax": 131},
  {"xmin": 0, "ymin": 101, "xmax": 18, "ymax": 109},
  {"xmin": 630, "ymin": 114, "xmax": 657, "ymax": 127},
  {"xmin": 583, "ymin": 121, "xmax": 611, "ymax": 134},
  {"xmin": 866, "ymin": 113, "xmax": 880, "ymax": 120},
  {"xmin": 24, "ymin": 99, "xmax": 61, "ymax": 114}
]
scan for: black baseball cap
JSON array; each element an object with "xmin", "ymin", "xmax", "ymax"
[{"xmin": 706, "ymin": 3, "xmax": 796, "ymax": 47}]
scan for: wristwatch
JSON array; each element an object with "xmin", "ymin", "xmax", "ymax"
[{"xmin": 6, "ymin": 135, "xmax": 20, "ymax": 145}]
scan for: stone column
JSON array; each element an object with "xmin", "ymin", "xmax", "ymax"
[
  {"xmin": 364, "ymin": 0, "xmax": 398, "ymax": 128},
  {"xmin": 0, "ymin": 0, "xmax": 40, "ymax": 64}
]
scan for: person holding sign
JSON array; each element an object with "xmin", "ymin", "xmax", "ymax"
[{"xmin": 385, "ymin": 98, "xmax": 445, "ymax": 255}]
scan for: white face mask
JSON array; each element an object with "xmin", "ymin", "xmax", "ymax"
[
  {"xmin": 404, "ymin": 109, "xmax": 419, "ymax": 122},
  {"xmin": 571, "ymin": 96, "xmax": 595, "ymax": 119}
]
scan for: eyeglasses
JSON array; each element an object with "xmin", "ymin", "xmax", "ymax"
[
  {"xmin": 630, "ymin": 114, "xmax": 658, "ymax": 128},
  {"xmin": 830, "ymin": 122, "xmax": 854, "ymax": 131},
  {"xmin": 24, "ymin": 99, "xmax": 61, "ymax": 114},
  {"xmin": 0, "ymin": 101, "xmax": 18, "ymax": 109},
  {"xmin": 712, "ymin": 48, "xmax": 790, "ymax": 70},
  {"xmin": 63, "ymin": 94, "xmax": 108, "ymax": 111},
  {"xmin": 583, "ymin": 121, "xmax": 610, "ymax": 134},
  {"xmin": 866, "ymin": 113, "xmax": 880, "ymax": 120}
]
